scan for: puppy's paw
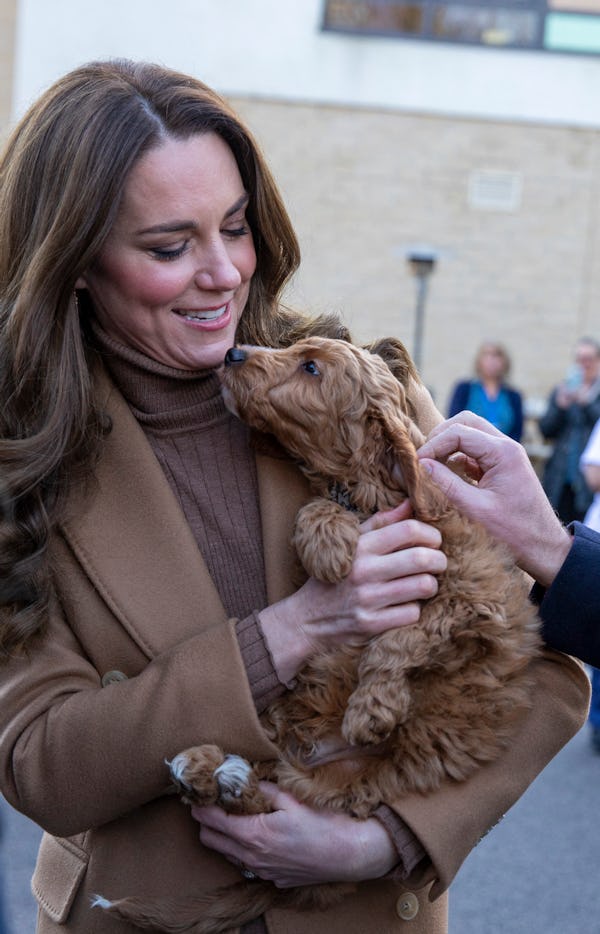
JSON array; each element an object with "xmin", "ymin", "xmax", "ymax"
[
  {"xmin": 168, "ymin": 747, "xmax": 252, "ymax": 808},
  {"xmin": 167, "ymin": 744, "xmax": 226, "ymax": 807},
  {"xmin": 213, "ymin": 754, "xmax": 253, "ymax": 806},
  {"xmin": 168, "ymin": 746, "xmax": 271, "ymax": 816},
  {"xmin": 293, "ymin": 499, "xmax": 359, "ymax": 583},
  {"xmin": 342, "ymin": 697, "xmax": 398, "ymax": 746}
]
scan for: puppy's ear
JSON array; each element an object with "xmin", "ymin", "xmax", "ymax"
[
  {"xmin": 376, "ymin": 407, "xmax": 444, "ymax": 522},
  {"xmin": 363, "ymin": 336, "xmax": 419, "ymax": 387}
]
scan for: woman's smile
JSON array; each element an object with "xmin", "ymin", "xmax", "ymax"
[{"xmin": 173, "ymin": 303, "xmax": 231, "ymax": 326}]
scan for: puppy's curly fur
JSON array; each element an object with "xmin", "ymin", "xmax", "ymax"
[{"xmin": 99, "ymin": 337, "xmax": 541, "ymax": 933}]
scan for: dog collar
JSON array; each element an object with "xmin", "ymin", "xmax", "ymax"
[{"xmin": 328, "ymin": 481, "xmax": 360, "ymax": 513}]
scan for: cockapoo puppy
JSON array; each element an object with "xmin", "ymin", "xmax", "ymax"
[{"xmin": 97, "ymin": 336, "xmax": 541, "ymax": 933}]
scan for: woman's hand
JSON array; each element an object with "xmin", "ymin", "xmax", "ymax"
[
  {"xmin": 259, "ymin": 501, "xmax": 447, "ymax": 684},
  {"xmin": 191, "ymin": 783, "xmax": 396, "ymax": 887},
  {"xmin": 417, "ymin": 411, "xmax": 572, "ymax": 588}
]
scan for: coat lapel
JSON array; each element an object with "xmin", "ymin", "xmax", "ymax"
[
  {"xmin": 256, "ymin": 453, "xmax": 311, "ymax": 605},
  {"xmin": 61, "ymin": 373, "xmax": 227, "ymax": 658}
]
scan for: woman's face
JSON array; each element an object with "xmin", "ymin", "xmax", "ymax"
[
  {"xmin": 477, "ymin": 345, "xmax": 506, "ymax": 381},
  {"xmin": 575, "ymin": 342, "xmax": 600, "ymax": 385},
  {"xmin": 78, "ymin": 132, "xmax": 256, "ymax": 370}
]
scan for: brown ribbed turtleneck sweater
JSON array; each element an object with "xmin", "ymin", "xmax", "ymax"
[{"xmin": 91, "ymin": 325, "xmax": 426, "ymax": 913}]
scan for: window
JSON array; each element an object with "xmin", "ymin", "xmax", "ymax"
[{"xmin": 322, "ymin": 0, "xmax": 600, "ymax": 54}]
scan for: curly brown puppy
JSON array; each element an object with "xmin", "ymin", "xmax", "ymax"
[{"xmin": 98, "ymin": 337, "xmax": 541, "ymax": 933}]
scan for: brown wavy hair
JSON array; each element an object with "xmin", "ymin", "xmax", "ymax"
[{"xmin": 0, "ymin": 59, "xmax": 347, "ymax": 656}]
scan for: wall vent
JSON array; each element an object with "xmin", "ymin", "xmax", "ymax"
[{"xmin": 468, "ymin": 169, "xmax": 523, "ymax": 212}]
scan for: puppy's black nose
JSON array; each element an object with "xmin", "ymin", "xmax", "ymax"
[{"xmin": 224, "ymin": 347, "xmax": 247, "ymax": 366}]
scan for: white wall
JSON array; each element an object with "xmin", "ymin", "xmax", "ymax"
[{"xmin": 12, "ymin": 0, "xmax": 600, "ymax": 127}]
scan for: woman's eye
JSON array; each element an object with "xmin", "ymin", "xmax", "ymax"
[
  {"xmin": 150, "ymin": 243, "xmax": 188, "ymax": 261},
  {"xmin": 223, "ymin": 224, "xmax": 250, "ymax": 239},
  {"xmin": 301, "ymin": 360, "xmax": 320, "ymax": 376}
]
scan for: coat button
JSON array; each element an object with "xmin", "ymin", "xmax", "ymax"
[
  {"xmin": 396, "ymin": 891, "xmax": 419, "ymax": 921},
  {"xmin": 101, "ymin": 669, "xmax": 128, "ymax": 687}
]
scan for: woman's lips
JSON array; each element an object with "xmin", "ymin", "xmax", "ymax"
[
  {"xmin": 173, "ymin": 304, "xmax": 233, "ymax": 331},
  {"xmin": 174, "ymin": 304, "xmax": 227, "ymax": 322}
]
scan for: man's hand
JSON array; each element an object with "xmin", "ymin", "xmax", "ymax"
[{"xmin": 418, "ymin": 412, "xmax": 572, "ymax": 588}]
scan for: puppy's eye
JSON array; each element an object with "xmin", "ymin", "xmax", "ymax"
[{"xmin": 301, "ymin": 360, "xmax": 321, "ymax": 376}]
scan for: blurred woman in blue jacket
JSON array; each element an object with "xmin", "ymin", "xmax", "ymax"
[{"xmin": 448, "ymin": 341, "xmax": 523, "ymax": 441}]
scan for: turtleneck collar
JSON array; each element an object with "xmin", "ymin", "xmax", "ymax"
[{"xmin": 90, "ymin": 319, "xmax": 227, "ymax": 430}]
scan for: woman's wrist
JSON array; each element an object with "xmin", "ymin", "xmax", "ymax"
[
  {"xmin": 258, "ymin": 594, "xmax": 314, "ymax": 686},
  {"xmin": 355, "ymin": 817, "xmax": 398, "ymax": 880}
]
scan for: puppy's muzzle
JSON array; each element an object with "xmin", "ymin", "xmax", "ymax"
[{"xmin": 224, "ymin": 346, "xmax": 247, "ymax": 366}]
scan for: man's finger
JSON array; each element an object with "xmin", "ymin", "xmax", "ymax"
[
  {"xmin": 420, "ymin": 458, "xmax": 482, "ymax": 512},
  {"xmin": 418, "ymin": 424, "xmax": 502, "ymax": 469},
  {"xmin": 425, "ymin": 412, "xmax": 504, "ymax": 444}
]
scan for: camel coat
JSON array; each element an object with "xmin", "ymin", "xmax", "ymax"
[{"xmin": 0, "ymin": 368, "xmax": 589, "ymax": 934}]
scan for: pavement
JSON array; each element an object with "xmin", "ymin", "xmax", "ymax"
[
  {"xmin": 449, "ymin": 715, "xmax": 600, "ymax": 934},
  {"xmin": 1, "ymin": 790, "xmax": 41, "ymax": 933},
  {"xmin": 1, "ymin": 717, "xmax": 599, "ymax": 933}
]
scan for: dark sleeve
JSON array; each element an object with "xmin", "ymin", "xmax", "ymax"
[
  {"xmin": 582, "ymin": 394, "xmax": 600, "ymax": 430},
  {"xmin": 538, "ymin": 390, "xmax": 566, "ymax": 440},
  {"xmin": 447, "ymin": 381, "xmax": 470, "ymax": 418},
  {"xmin": 508, "ymin": 389, "xmax": 524, "ymax": 442},
  {"xmin": 532, "ymin": 522, "xmax": 600, "ymax": 667}
]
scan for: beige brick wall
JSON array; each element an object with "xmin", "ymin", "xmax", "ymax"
[
  {"xmin": 0, "ymin": 30, "xmax": 597, "ymax": 416},
  {"xmin": 231, "ymin": 95, "xmax": 600, "ymax": 415},
  {"xmin": 0, "ymin": 0, "xmax": 16, "ymax": 134}
]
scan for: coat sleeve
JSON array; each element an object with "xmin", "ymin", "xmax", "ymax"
[
  {"xmin": 539, "ymin": 390, "xmax": 567, "ymax": 439},
  {"xmin": 582, "ymin": 394, "xmax": 600, "ymax": 430},
  {"xmin": 535, "ymin": 522, "xmax": 600, "ymax": 667},
  {"xmin": 0, "ymin": 590, "xmax": 279, "ymax": 838},
  {"xmin": 386, "ymin": 648, "xmax": 589, "ymax": 899}
]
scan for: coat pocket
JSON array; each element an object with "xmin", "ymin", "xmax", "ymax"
[{"xmin": 32, "ymin": 833, "xmax": 89, "ymax": 924}]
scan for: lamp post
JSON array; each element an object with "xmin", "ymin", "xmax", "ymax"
[{"xmin": 406, "ymin": 247, "xmax": 438, "ymax": 373}]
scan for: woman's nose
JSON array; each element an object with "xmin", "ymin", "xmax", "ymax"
[{"xmin": 194, "ymin": 243, "xmax": 242, "ymax": 291}]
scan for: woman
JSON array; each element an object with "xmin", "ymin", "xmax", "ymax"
[
  {"xmin": 0, "ymin": 60, "xmax": 588, "ymax": 933},
  {"xmin": 447, "ymin": 341, "xmax": 523, "ymax": 441}
]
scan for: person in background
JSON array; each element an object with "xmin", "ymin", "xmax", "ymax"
[
  {"xmin": 539, "ymin": 337, "xmax": 600, "ymax": 524},
  {"xmin": 0, "ymin": 59, "xmax": 588, "ymax": 934},
  {"xmin": 447, "ymin": 341, "xmax": 523, "ymax": 441},
  {"xmin": 578, "ymin": 419, "xmax": 600, "ymax": 752}
]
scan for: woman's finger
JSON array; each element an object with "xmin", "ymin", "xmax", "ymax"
[
  {"xmin": 358, "ymin": 517, "xmax": 443, "ymax": 555},
  {"xmin": 359, "ymin": 500, "xmax": 412, "ymax": 533}
]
